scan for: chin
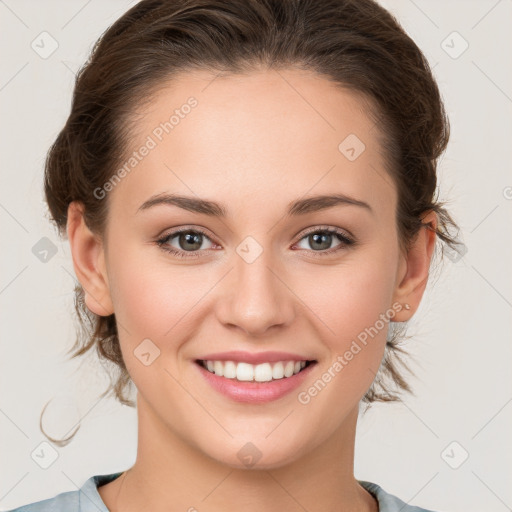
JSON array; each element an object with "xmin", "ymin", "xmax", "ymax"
[{"xmin": 203, "ymin": 436, "xmax": 307, "ymax": 471}]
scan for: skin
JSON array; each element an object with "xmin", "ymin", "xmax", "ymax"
[{"xmin": 67, "ymin": 68, "xmax": 437, "ymax": 512}]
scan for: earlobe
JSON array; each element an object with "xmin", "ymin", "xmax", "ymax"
[
  {"xmin": 66, "ymin": 201, "xmax": 114, "ymax": 317},
  {"xmin": 392, "ymin": 210, "xmax": 438, "ymax": 320}
]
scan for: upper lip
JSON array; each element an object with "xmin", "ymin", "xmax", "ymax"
[{"xmin": 196, "ymin": 350, "xmax": 316, "ymax": 365}]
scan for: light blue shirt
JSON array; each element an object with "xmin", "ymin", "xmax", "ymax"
[{"xmin": 5, "ymin": 472, "xmax": 439, "ymax": 511}]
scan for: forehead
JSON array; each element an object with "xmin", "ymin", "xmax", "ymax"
[{"xmin": 108, "ymin": 68, "xmax": 395, "ymax": 220}]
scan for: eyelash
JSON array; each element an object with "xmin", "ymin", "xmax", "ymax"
[{"xmin": 155, "ymin": 226, "xmax": 355, "ymax": 260}]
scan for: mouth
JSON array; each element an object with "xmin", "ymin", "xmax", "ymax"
[
  {"xmin": 195, "ymin": 358, "xmax": 317, "ymax": 382},
  {"xmin": 193, "ymin": 358, "xmax": 318, "ymax": 403}
]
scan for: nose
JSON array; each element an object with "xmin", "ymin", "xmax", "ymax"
[{"xmin": 215, "ymin": 249, "xmax": 296, "ymax": 337}]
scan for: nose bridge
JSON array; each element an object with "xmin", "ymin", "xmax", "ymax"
[{"xmin": 216, "ymin": 241, "xmax": 295, "ymax": 335}]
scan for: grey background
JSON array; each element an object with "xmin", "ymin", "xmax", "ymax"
[{"xmin": 1, "ymin": 1, "xmax": 511, "ymax": 510}]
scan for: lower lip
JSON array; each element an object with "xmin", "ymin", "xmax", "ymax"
[{"xmin": 194, "ymin": 361, "xmax": 317, "ymax": 403}]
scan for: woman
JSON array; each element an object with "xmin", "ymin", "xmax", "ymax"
[{"xmin": 7, "ymin": 0, "xmax": 461, "ymax": 510}]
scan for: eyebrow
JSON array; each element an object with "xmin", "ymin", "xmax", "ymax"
[{"xmin": 137, "ymin": 192, "xmax": 373, "ymax": 217}]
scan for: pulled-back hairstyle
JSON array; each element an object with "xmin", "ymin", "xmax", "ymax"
[{"xmin": 41, "ymin": 0, "xmax": 461, "ymax": 445}]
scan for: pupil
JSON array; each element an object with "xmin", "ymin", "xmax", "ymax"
[
  {"xmin": 180, "ymin": 231, "xmax": 202, "ymax": 251},
  {"xmin": 310, "ymin": 233, "xmax": 331, "ymax": 250}
]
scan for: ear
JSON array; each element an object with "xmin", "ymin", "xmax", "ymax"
[
  {"xmin": 66, "ymin": 201, "xmax": 114, "ymax": 316},
  {"xmin": 392, "ymin": 210, "xmax": 437, "ymax": 321}
]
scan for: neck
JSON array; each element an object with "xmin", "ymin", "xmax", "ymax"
[{"xmin": 99, "ymin": 394, "xmax": 378, "ymax": 512}]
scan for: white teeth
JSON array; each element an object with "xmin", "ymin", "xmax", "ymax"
[
  {"xmin": 223, "ymin": 360, "xmax": 237, "ymax": 379},
  {"xmin": 284, "ymin": 361, "xmax": 295, "ymax": 377},
  {"xmin": 272, "ymin": 362, "xmax": 285, "ymax": 380},
  {"xmin": 254, "ymin": 363, "xmax": 273, "ymax": 382},
  {"xmin": 202, "ymin": 359, "xmax": 310, "ymax": 382},
  {"xmin": 236, "ymin": 362, "xmax": 254, "ymax": 381},
  {"xmin": 213, "ymin": 360, "xmax": 224, "ymax": 377}
]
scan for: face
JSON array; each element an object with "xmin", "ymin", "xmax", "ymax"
[{"xmin": 71, "ymin": 68, "xmax": 429, "ymax": 469}]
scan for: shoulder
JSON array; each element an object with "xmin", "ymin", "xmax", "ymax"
[
  {"xmin": 3, "ymin": 472, "xmax": 123, "ymax": 512},
  {"xmin": 2, "ymin": 487, "xmax": 80, "ymax": 512},
  {"xmin": 358, "ymin": 480, "xmax": 442, "ymax": 512}
]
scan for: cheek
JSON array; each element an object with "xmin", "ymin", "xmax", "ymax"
[
  {"xmin": 107, "ymin": 241, "xmax": 207, "ymax": 336},
  {"xmin": 296, "ymin": 249, "xmax": 396, "ymax": 386},
  {"xmin": 106, "ymin": 253, "xmax": 200, "ymax": 393},
  {"xmin": 291, "ymin": 259, "xmax": 394, "ymax": 437},
  {"xmin": 301, "ymin": 251, "xmax": 396, "ymax": 338},
  {"xmin": 103, "ymin": 245, "xmax": 194, "ymax": 385}
]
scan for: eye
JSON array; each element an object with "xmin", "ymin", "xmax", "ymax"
[
  {"xmin": 293, "ymin": 227, "xmax": 355, "ymax": 255},
  {"xmin": 156, "ymin": 225, "xmax": 355, "ymax": 260},
  {"xmin": 156, "ymin": 227, "xmax": 216, "ymax": 259}
]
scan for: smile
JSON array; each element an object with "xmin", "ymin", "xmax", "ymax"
[
  {"xmin": 194, "ymin": 359, "xmax": 318, "ymax": 403},
  {"xmin": 197, "ymin": 359, "xmax": 315, "ymax": 382}
]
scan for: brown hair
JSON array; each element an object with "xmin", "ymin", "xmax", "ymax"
[{"xmin": 41, "ymin": 0, "xmax": 461, "ymax": 445}]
